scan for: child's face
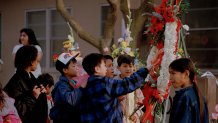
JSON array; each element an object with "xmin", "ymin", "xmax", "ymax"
[
  {"xmin": 169, "ymin": 68, "xmax": 186, "ymax": 89},
  {"xmin": 30, "ymin": 54, "xmax": 40, "ymax": 71},
  {"xmin": 45, "ymin": 85, "xmax": 53, "ymax": 95},
  {"xmin": 64, "ymin": 61, "xmax": 79, "ymax": 78},
  {"xmin": 118, "ymin": 63, "xmax": 134, "ymax": 78},
  {"xmin": 95, "ymin": 60, "xmax": 107, "ymax": 76},
  {"xmin": 105, "ymin": 59, "xmax": 114, "ymax": 78}
]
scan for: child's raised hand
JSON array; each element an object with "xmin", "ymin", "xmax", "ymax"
[
  {"xmin": 118, "ymin": 95, "xmax": 126, "ymax": 102},
  {"xmin": 129, "ymin": 114, "xmax": 138, "ymax": 122}
]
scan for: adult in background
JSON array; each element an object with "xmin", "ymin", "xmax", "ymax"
[
  {"xmin": 4, "ymin": 45, "xmax": 48, "ymax": 123},
  {"xmin": 12, "ymin": 28, "xmax": 43, "ymax": 78}
]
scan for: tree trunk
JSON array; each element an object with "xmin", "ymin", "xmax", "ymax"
[{"xmin": 56, "ymin": 0, "xmax": 151, "ymax": 55}]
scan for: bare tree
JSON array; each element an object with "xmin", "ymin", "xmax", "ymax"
[{"xmin": 56, "ymin": 0, "xmax": 152, "ymax": 54}]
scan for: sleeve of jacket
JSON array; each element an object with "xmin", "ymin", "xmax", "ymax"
[
  {"xmin": 105, "ymin": 68, "xmax": 149, "ymax": 97},
  {"xmin": 4, "ymin": 76, "xmax": 37, "ymax": 121},
  {"xmin": 56, "ymin": 82, "xmax": 82, "ymax": 106}
]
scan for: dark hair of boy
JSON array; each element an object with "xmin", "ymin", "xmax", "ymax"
[
  {"xmin": 103, "ymin": 55, "xmax": 113, "ymax": 61},
  {"xmin": 117, "ymin": 54, "xmax": 135, "ymax": 67},
  {"xmin": 55, "ymin": 59, "xmax": 77, "ymax": 75},
  {"xmin": 82, "ymin": 53, "xmax": 104, "ymax": 75},
  {"xmin": 15, "ymin": 45, "xmax": 38, "ymax": 70},
  {"xmin": 37, "ymin": 73, "xmax": 54, "ymax": 88}
]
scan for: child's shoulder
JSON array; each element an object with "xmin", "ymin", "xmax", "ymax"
[{"xmin": 113, "ymin": 75, "xmax": 122, "ymax": 80}]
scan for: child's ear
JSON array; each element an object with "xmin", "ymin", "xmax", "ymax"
[
  {"xmin": 95, "ymin": 66, "xmax": 100, "ymax": 73},
  {"xmin": 184, "ymin": 70, "xmax": 190, "ymax": 77},
  {"xmin": 63, "ymin": 68, "xmax": 68, "ymax": 74}
]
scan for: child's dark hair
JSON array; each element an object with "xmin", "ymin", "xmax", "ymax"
[
  {"xmin": 56, "ymin": 59, "xmax": 77, "ymax": 75},
  {"xmin": 37, "ymin": 73, "xmax": 54, "ymax": 88},
  {"xmin": 117, "ymin": 54, "xmax": 134, "ymax": 67},
  {"xmin": 103, "ymin": 55, "xmax": 113, "ymax": 61},
  {"xmin": 82, "ymin": 53, "xmax": 104, "ymax": 75},
  {"xmin": 169, "ymin": 58, "xmax": 206, "ymax": 122},
  {"xmin": 15, "ymin": 45, "xmax": 38, "ymax": 70}
]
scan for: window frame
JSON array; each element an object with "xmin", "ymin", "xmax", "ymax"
[
  {"xmin": 185, "ymin": 6, "xmax": 218, "ymax": 72},
  {"xmin": 25, "ymin": 8, "xmax": 72, "ymax": 71}
]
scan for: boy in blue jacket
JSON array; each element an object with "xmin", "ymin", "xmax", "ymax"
[
  {"xmin": 80, "ymin": 53, "xmax": 150, "ymax": 123},
  {"xmin": 49, "ymin": 52, "xmax": 83, "ymax": 123}
]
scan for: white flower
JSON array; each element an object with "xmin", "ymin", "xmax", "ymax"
[
  {"xmin": 124, "ymin": 47, "xmax": 131, "ymax": 54},
  {"xmin": 118, "ymin": 38, "xmax": 124, "ymax": 43},
  {"xmin": 146, "ymin": 46, "xmax": 158, "ymax": 69},
  {"xmin": 103, "ymin": 47, "xmax": 109, "ymax": 52},
  {"xmin": 157, "ymin": 21, "xmax": 177, "ymax": 97},
  {"xmin": 126, "ymin": 37, "xmax": 133, "ymax": 42},
  {"xmin": 182, "ymin": 25, "xmax": 189, "ymax": 31},
  {"xmin": 68, "ymin": 35, "xmax": 75, "ymax": 43}
]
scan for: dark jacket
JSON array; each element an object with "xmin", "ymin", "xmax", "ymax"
[
  {"xmin": 49, "ymin": 76, "xmax": 82, "ymax": 123},
  {"xmin": 169, "ymin": 86, "xmax": 209, "ymax": 123},
  {"xmin": 4, "ymin": 69, "xmax": 48, "ymax": 123}
]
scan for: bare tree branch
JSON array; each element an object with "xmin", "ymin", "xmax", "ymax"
[
  {"xmin": 130, "ymin": 0, "xmax": 153, "ymax": 48},
  {"xmin": 56, "ymin": 0, "xmax": 100, "ymax": 49},
  {"xmin": 100, "ymin": 0, "xmax": 119, "ymax": 53},
  {"xmin": 120, "ymin": 0, "xmax": 130, "ymax": 28}
]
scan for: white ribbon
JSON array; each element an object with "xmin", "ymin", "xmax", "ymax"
[{"xmin": 201, "ymin": 71, "xmax": 218, "ymax": 85}]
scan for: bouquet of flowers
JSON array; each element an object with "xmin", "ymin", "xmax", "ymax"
[{"xmin": 141, "ymin": 0, "xmax": 190, "ymax": 122}]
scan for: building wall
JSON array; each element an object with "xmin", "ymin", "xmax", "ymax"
[{"xmin": 0, "ymin": 0, "xmax": 126, "ymax": 85}]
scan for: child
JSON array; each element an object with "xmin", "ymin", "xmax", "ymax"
[
  {"xmin": 0, "ymin": 84, "xmax": 21, "ymax": 123},
  {"xmin": 49, "ymin": 52, "xmax": 83, "ymax": 123},
  {"xmin": 168, "ymin": 58, "xmax": 209, "ymax": 123},
  {"xmin": 80, "ymin": 53, "xmax": 150, "ymax": 123},
  {"xmin": 114, "ymin": 54, "xmax": 144, "ymax": 123},
  {"xmin": 37, "ymin": 73, "xmax": 55, "ymax": 123},
  {"xmin": 103, "ymin": 55, "xmax": 114, "ymax": 78}
]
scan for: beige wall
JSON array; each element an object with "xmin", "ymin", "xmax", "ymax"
[{"xmin": 0, "ymin": 0, "xmax": 125, "ymax": 86}]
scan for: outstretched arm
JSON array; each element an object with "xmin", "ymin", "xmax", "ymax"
[{"xmin": 105, "ymin": 68, "xmax": 149, "ymax": 97}]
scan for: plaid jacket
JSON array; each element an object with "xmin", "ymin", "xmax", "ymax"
[{"xmin": 80, "ymin": 68, "xmax": 148, "ymax": 123}]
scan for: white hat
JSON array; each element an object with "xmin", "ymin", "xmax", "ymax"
[{"xmin": 57, "ymin": 52, "xmax": 79, "ymax": 65}]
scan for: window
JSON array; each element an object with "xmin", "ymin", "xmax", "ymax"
[
  {"xmin": 26, "ymin": 9, "xmax": 71, "ymax": 69},
  {"xmin": 184, "ymin": 0, "xmax": 218, "ymax": 69}
]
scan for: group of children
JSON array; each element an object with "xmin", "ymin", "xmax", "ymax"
[
  {"xmin": 49, "ymin": 52, "xmax": 209, "ymax": 123},
  {"xmin": 0, "ymin": 46, "xmax": 209, "ymax": 123},
  {"xmin": 48, "ymin": 52, "xmax": 149, "ymax": 123}
]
